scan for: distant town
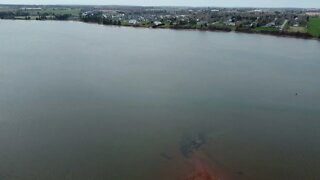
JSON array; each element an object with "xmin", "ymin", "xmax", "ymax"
[{"xmin": 1, "ymin": 5, "xmax": 320, "ymax": 39}]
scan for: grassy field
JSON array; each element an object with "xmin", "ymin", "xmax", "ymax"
[
  {"xmin": 0, "ymin": 6, "xmax": 11, "ymax": 12},
  {"xmin": 39, "ymin": 8, "xmax": 81, "ymax": 16},
  {"xmin": 254, "ymin": 27, "xmax": 279, "ymax": 32},
  {"xmin": 21, "ymin": 8, "xmax": 81, "ymax": 16},
  {"xmin": 0, "ymin": 6, "xmax": 80, "ymax": 17},
  {"xmin": 307, "ymin": 17, "xmax": 320, "ymax": 37},
  {"xmin": 288, "ymin": 26, "xmax": 307, "ymax": 33}
]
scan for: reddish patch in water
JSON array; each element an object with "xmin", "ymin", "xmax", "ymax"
[
  {"xmin": 184, "ymin": 156, "xmax": 217, "ymax": 180},
  {"xmin": 183, "ymin": 152, "xmax": 232, "ymax": 180}
]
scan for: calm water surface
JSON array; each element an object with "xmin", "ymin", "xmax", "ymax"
[{"xmin": 0, "ymin": 20, "xmax": 320, "ymax": 180}]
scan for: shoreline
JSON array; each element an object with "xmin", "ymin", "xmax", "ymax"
[
  {"xmin": 81, "ymin": 20, "xmax": 320, "ymax": 41},
  {"xmin": 2, "ymin": 18, "xmax": 320, "ymax": 41}
]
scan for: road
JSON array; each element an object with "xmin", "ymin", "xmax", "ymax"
[{"xmin": 280, "ymin": 19, "xmax": 288, "ymax": 31}]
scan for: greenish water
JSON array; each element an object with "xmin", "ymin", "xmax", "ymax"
[{"xmin": 0, "ymin": 20, "xmax": 320, "ymax": 180}]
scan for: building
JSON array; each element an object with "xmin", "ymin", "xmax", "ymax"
[
  {"xmin": 129, "ymin": 19, "xmax": 138, "ymax": 25},
  {"xmin": 153, "ymin": 21, "xmax": 162, "ymax": 26}
]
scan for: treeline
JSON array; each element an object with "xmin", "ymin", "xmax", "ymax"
[
  {"xmin": 0, "ymin": 10, "xmax": 72, "ymax": 20},
  {"xmin": 167, "ymin": 22, "xmax": 232, "ymax": 32},
  {"xmin": 54, "ymin": 14, "xmax": 72, "ymax": 20},
  {"xmin": 80, "ymin": 13, "xmax": 121, "ymax": 25},
  {"xmin": 0, "ymin": 12, "xmax": 15, "ymax": 19}
]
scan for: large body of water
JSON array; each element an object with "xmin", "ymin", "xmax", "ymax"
[{"xmin": 0, "ymin": 20, "xmax": 320, "ymax": 180}]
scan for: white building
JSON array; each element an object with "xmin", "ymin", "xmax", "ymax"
[
  {"xmin": 129, "ymin": 19, "xmax": 138, "ymax": 25},
  {"xmin": 153, "ymin": 21, "xmax": 162, "ymax": 26}
]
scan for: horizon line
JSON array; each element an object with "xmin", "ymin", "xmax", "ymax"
[{"xmin": 0, "ymin": 4, "xmax": 319, "ymax": 9}]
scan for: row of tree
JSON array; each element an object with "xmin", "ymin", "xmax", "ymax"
[
  {"xmin": 0, "ymin": 11, "xmax": 72, "ymax": 20},
  {"xmin": 0, "ymin": 12, "xmax": 15, "ymax": 19},
  {"xmin": 80, "ymin": 13, "xmax": 121, "ymax": 25}
]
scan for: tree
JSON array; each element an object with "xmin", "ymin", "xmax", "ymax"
[
  {"xmin": 0, "ymin": 11, "xmax": 15, "ymax": 19},
  {"xmin": 55, "ymin": 14, "xmax": 72, "ymax": 20}
]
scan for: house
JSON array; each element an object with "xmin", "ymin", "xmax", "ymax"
[
  {"xmin": 306, "ymin": 12, "xmax": 320, "ymax": 16},
  {"xmin": 265, "ymin": 22, "xmax": 276, "ymax": 27},
  {"xmin": 153, "ymin": 21, "xmax": 162, "ymax": 26},
  {"xmin": 197, "ymin": 21, "xmax": 208, "ymax": 26},
  {"xmin": 129, "ymin": 19, "xmax": 138, "ymax": 25}
]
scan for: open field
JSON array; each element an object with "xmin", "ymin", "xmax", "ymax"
[
  {"xmin": 35, "ymin": 8, "xmax": 81, "ymax": 16},
  {"xmin": 308, "ymin": 17, "xmax": 320, "ymax": 37},
  {"xmin": 288, "ymin": 26, "xmax": 307, "ymax": 33},
  {"xmin": 18, "ymin": 7, "xmax": 81, "ymax": 17},
  {"xmin": 254, "ymin": 27, "xmax": 279, "ymax": 32},
  {"xmin": 0, "ymin": 6, "xmax": 81, "ymax": 20}
]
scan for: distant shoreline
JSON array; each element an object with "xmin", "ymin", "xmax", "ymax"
[
  {"xmin": 2, "ymin": 18, "xmax": 319, "ymax": 41},
  {"xmin": 1, "ymin": 4, "xmax": 320, "ymax": 40}
]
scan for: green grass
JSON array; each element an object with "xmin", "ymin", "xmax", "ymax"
[
  {"xmin": 307, "ymin": 17, "xmax": 320, "ymax": 37},
  {"xmin": 254, "ymin": 27, "xmax": 279, "ymax": 32},
  {"xmin": 0, "ymin": 6, "xmax": 81, "ymax": 20},
  {"xmin": 288, "ymin": 26, "xmax": 307, "ymax": 33},
  {"xmin": 14, "ymin": 16, "xmax": 26, "ymax": 20},
  {"xmin": 0, "ymin": 6, "xmax": 11, "ymax": 12},
  {"xmin": 40, "ymin": 8, "xmax": 81, "ymax": 16},
  {"xmin": 20, "ymin": 8, "xmax": 81, "ymax": 17}
]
